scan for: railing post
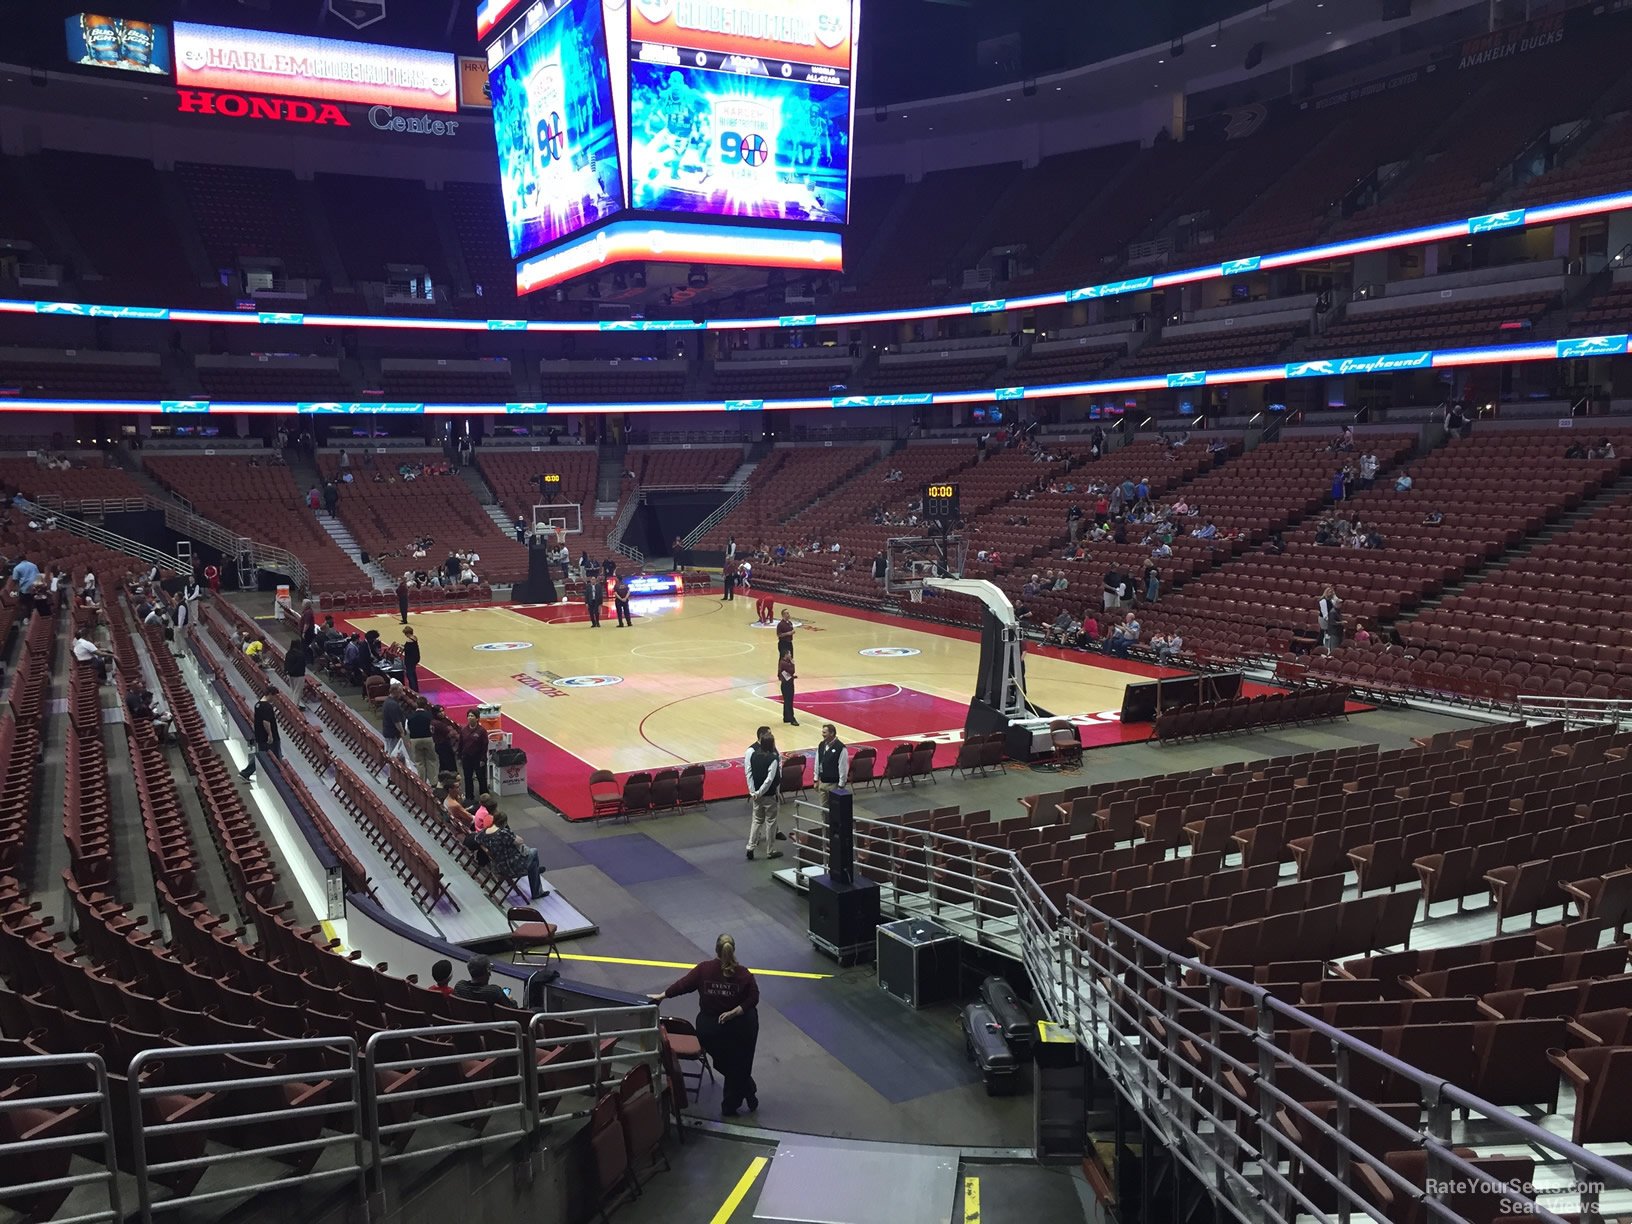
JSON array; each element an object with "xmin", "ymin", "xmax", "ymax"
[
  {"xmin": 128, "ymin": 1054, "xmax": 156, "ymax": 1224},
  {"xmin": 1334, "ymin": 1044, "xmax": 1352, "ymax": 1224}
]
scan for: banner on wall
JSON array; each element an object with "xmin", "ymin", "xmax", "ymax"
[
  {"xmin": 1456, "ymin": 13, "xmax": 1565, "ymax": 69},
  {"xmin": 458, "ymin": 55, "xmax": 492, "ymax": 107}
]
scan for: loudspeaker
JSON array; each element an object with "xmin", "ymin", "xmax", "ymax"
[
  {"xmin": 827, "ymin": 789, "xmax": 854, "ymax": 884},
  {"xmin": 1244, "ymin": 41, "xmax": 1266, "ymax": 70},
  {"xmin": 808, "ymin": 872, "xmax": 880, "ymax": 963}
]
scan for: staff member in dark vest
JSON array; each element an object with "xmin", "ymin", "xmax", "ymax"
[
  {"xmin": 649, "ymin": 934, "xmax": 760, "ymax": 1118},
  {"xmin": 742, "ymin": 727, "xmax": 782, "ymax": 861},
  {"xmin": 777, "ymin": 651, "xmax": 798, "ymax": 727},
  {"xmin": 584, "ymin": 572, "xmax": 603, "ymax": 627},
  {"xmin": 613, "ymin": 575, "xmax": 632, "ymax": 627},
  {"xmin": 721, "ymin": 557, "xmax": 738, "ymax": 602},
  {"xmin": 396, "ymin": 576, "xmax": 410, "ymax": 625},
  {"xmin": 776, "ymin": 609, "xmax": 795, "ymax": 658},
  {"xmin": 814, "ymin": 723, "xmax": 847, "ymax": 809}
]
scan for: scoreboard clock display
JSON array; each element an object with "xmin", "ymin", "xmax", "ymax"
[
  {"xmin": 924, "ymin": 483, "xmax": 960, "ymax": 520},
  {"xmin": 541, "ymin": 473, "xmax": 561, "ymax": 486}
]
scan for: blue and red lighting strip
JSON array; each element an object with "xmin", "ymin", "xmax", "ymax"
[
  {"xmin": 1, "ymin": 335, "xmax": 1620, "ymax": 416},
  {"xmin": 0, "ymin": 191, "xmax": 1626, "ymax": 336}
]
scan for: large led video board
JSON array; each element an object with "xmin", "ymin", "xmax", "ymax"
[
  {"xmin": 66, "ymin": 13, "xmax": 172, "ymax": 75},
  {"xmin": 173, "ymin": 21, "xmax": 458, "ymax": 111},
  {"xmin": 627, "ymin": 0, "xmax": 855, "ymax": 224},
  {"xmin": 484, "ymin": 0, "xmax": 858, "ymax": 294},
  {"xmin": 487, "ymin": 0, "xmax": 625, "ymax": 260}
]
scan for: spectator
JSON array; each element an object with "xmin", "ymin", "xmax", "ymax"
[
  {"xmin": 1153, "ymin": 631, "xmax": 1183, "ymax": 663},
  {"xmin": 1592, "ymin": 437, "xmax": 1617, "ymax": 460},
  {"xmin": 1043, "ymin": 610, "xmax": 1075, "ymax": 646},
  {"xmin": 72, "ymin": 629, "xmax": 115, "ymax": 683},
  {"xmin": 1358, "ymin": 453, "xmax": 1378, "ymax": 488},
  {"xmin": 405, "ymin": 697, "xmax": 437, "ymax": 782},
  {"xmin": 430, "ymin": 960, "xmax": 455, "ymax": 996},
  {"xmin": 1421, "ymin": 510, "xmax": 1444, "ymax": 526},
  {"xmin": 1317, "ymin": 586, "xmax": 1343, "ymax": 653},
  {"xmin": 240, "ymin": 692, "xmax": 280, "ymax": 781},
  {"xmin": 283, "ymin": 637, "xmax": 308, "ymax": 711},
  {"xmin": 431, "ymin": 704, "xmax": 460, "ymax": 775},
  {"xmin": 380, "ymin": 680, "xmax": 407, "ymax": 760},
  {"xmin": 8, "ymin": 551, "xmax": 38, "ymax": 593},
  {"xmin": 1192, "ymin": 520, "xmax": 1217, "ymax": 540},
  {"xmin": 1143, "ymin": 563, "xmax": 1160, "ymax": 604},
  {"xmin": 1021, "ymin": 574, "xmax": 1041, "ymax": 598},
  {"xmin": 1073, "ymin": 613, "xmax": 1101, "ymax": 650},
  {"xmin": 478, "ymin": 812, "xmax": 547, "ymax": 902},
  {"xmin": 1052, "ymin": 572, "xmax": 1069, "ymax": 592},
  {"xmin": 125, "ymin": 682, "xmax": 174, "ymax": 740},
  {"xmin": 1330, "ymin": 468, "xmax": 1348, "ymax": 502},
  {"xmin": 460, "ymin": 710, "xmax": 490, "ymax": 799},
  {"xmin": 453, "ymin": 954, "xmax": 509, "ymax": 1005},
  {"xmin": 1354, "ymin": 622, "xmax": 1373, "ymax": 647},
  {"xmin": 1105, "ymin": 612, "xmax": 1141, "ymax": 658},
  {"xmin": 1394, "ymin": 470, "xmax": 1413, "ymax": 492},
  {"xmin": 1566, "ymin": 440, "xmax": 1588, "ymax": 460}
]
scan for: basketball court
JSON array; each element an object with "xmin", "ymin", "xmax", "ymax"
[{"xmin": 330, "ymin": 589, "xmax": 1200, "ymax": 819}]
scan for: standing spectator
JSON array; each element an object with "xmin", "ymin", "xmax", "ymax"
[
  {"xmin": 1067, "ymin": 502, "xmax": 1083, "ymax": 542},
  {"xmin": 8, "ymin": 552, "xmax": 38, "ymax": 594},
  {"xmin": 322, "ymin": 481, "xmax": 339, "ymax": 516},
  {"xmin": 396, "ymin": 576, "xmax": 410, "ymax": 625},
  {"xmin": 583, "ymin": 573, "xmax": 603, "ymax": 627},
  {"xmin": 1331, "ymin": 468, "xmax": 1348, "ymax": 502},
  {"xmin": 1318, "ymin": 586, "xmax": 1343, "ymax": 653},
  {"xmin": 1358, "ymin": 452, "xmax": 1378, "ymax": 489},
  {"xmin": 239, "ymin": 692, "xmax": 280, "ymax": 781},
  {"xmin": 460, "ymin": 710, "xmax": 490, "ymax": 800},
  {"xmin": 381, "ymin": 680, "xmax": 407, "ymax": 760},
  {"xmin": 405, "ymin": 697, "xmax": 438, "ymax": 783},
  {"xmin": 726, "ymin": 536, "xmax": 737, "ymax": 561},
  {"xmin": 513, "ymin": 514, "xmax": 527, "ymax": 544},
  {"xmin": 283, "ymin": 636, "xmax": 308, "ymax": 711},
  {"xmin": 401, "ymin": 626, "xmax": 421, "ymax": 692},
  {"xmin": 613, "ymin": 575, "xmax": 633, "ymax": 628},
  {"xmin": 338, "ymin": 447, "xmax": 351, "ymax": 474},
  {"xmin": 1143, "ymin": 562, "xmax": 1160, "ymax": 605},
  {"xmin": 777, "ymin": 651, "xmax": 798, "ymax": 727},
  {"xmin": 169, "ymin": 588, "xmax": 191, "ymax": 658},
  {"xmin": 742, "ymin": 727, "xmax": 782, "ymax": 861},
  {"xmin": 431, "ymin": 704, "xmax": 460, "ymax": 777},
  {"xmin": 299, "ymin": 598, "xmax": 317, "ymax": 648}
]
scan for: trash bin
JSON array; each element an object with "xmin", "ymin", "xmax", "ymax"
[{"xmin": 489, "ymin": 745, "xmax": 528, "ymax": 797}]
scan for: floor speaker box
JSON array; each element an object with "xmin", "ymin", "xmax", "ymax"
[
  {"xmin": 877, "ymin": 917, "xmax": 960, "ymax": 1009},
  {"xmin": 808, "ymin": 872, "xmax": 880, "ymax": 964}
]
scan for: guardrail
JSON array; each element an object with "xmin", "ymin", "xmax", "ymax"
[
  {"xmin": 0, "ymin": 1004, "xmax": 660, "ymax": 1222},
  {"xmin": 1517, "ymin": 694, "xmax": 1632, "ymax": 729},
  {"xmin": 607, "ymin": 494, "xmax": 645, "ymax": 565},
  {"xmin": 787, "ymin": 799, "xmax": 1632, "ymax": 1222},
  {"xmin": 13, "ymin": 497, "xmax": 193, "ymax": 577},
  {"xmin": 680, "ymin": 484, "xmax": 750, "ymax": 548}
]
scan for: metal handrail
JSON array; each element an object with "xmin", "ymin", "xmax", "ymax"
[
  {"xmin": 148, "ymin": 495, "xmax": 310, "ymax": 592},
  {"xmin": 12, "ymin": 497, "xmax": 193, "ymax": 577},
  {"xmin": 0, "ymin": 1053, "xmax": 121, "ymax": 1224},
  {"xmin": 681, "ymin": 483, "xmax": 751, "ymax": 547},
  {"xmin": 127, "ymin": 1038, "xmax": 365, "ymax": 1223},
  {"xmin": 527, "ymin": 1005, "xmax": 661, "ymax": 1121},
  {"xmin": 1516, "ymin": 693, "xmax": 1632, "ymax": 729}
]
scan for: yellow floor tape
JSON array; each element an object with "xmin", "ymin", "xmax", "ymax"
[
  {"xmin": 964, "ymin": 1174, "xmax": 981, "ymax": 1224},
  {"xmin": 709, "ymin": 1155, "xmax": 769, "ymax": 1224},
  {"xmin": 553, "ymin": 952, "xmax": 832, "ymax": 980}
]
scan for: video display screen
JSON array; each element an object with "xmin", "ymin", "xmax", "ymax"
[
  {"xmin": 66, "ymin": 13, "xmax": 172, "ymax": 75},
  {"xmin": 488, "ymin": 0, "xmax": 625, "ymax": 260},
  {"xmin": 627, "ymin": 61, "xmax": 849, "ymax": 224}
]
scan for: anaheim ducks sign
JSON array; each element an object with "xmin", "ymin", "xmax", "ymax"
[{"xmin": 175, "ymin": 88, "xmax": 350, "ymax": 125}]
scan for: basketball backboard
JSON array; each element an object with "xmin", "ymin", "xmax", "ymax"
[{"xmin": 884, "ymin": 534, "xmax": 967, "ymax": 596}]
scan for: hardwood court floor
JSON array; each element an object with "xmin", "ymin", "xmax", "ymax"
[{"xmin": 338, "ymin": 592, "xmax": 1174, "ymax": 818}]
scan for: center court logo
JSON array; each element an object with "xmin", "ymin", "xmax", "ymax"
[
  {"xmin": 859, "ymin": 647, "xmax": 920, "ymax": 657},
  {"xmin": 556, "ymin": 675, "xmax": 623, "ymax": 688},
  {"xmin": 474, "ymin": 641, "xmax": 532, "ymax": 652}
]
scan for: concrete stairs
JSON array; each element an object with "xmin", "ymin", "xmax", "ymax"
[
  {"xmin": 724, "ymin": 460, "xmax": 758, "ymax": 491},
  {"xmin": 483, "ymin": 504, "xmax": 515, "ymax": 537},
  {"xmin": 457, "ymin": 462, "xmax": 498, "ymax": 505},
  {"xmin": 315, "ymin": 510, "xmax": 394, "ymax": 589}
]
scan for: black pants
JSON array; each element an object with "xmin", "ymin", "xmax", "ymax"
[
  {"xmin": 615, "ymin": 597, "xmax": 632, "ymax": 626},
  {"xmin": 698, "ymin": 1010, "xmax": 758, "ymax": 1112},
  {"xmin": 781, "ymin": 679, "xmax": 796, "ymax": 724},
  {"xmin": 722, "ymin": 575, "xmax": 735, "ymax": 601},
  {"xmin": 463, "ymin": 759, "xmax": 485, "ymax": 799},
  {"xmin": 586, "ymin": 600, "xmax": 601, "ymax": 626},
  {"xmin": 436, "ymin": 743, "xmax": 457, "ymax": 775},
  {"xmin": 398, "ymin": 598, "xmax": 409, "ymax": 624},
  {"xmin": 405, "ymin": 662, "xmax": 419, "ymax": 691}
]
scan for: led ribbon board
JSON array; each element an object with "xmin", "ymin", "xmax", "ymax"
[
  {"xmin": 4, "ymin": 189, "xmax": 1625, "ymax": 334},
  {"xmin": 0, "ymin": 334, "xmax": 1613, "ymax": 415}
]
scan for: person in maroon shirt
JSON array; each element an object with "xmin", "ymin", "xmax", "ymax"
[{"xmin": 650, "ymin": 934, "xmax": 761, "ymax": 1117}]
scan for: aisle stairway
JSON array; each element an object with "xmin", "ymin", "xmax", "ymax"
[{"xmin": 316, "ymin": 510, "xmax": 394, "ymax": 589}]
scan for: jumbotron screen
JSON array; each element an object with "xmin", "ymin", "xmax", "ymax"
[
  {"xmin": 487, "ymin": 0, "xmax": 624, "ymax": 261},
  {"xmin": 484, "ymin": 0, "xmax": 858, "ymax": 293}
]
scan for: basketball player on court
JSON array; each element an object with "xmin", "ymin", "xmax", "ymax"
[
  {"xmin": 776, "ymin": 609, "xmax": 795, "ymax": 658},
  {"xmin": 814, "ymin": 723, "xmax": 847, "ymax": 808}
]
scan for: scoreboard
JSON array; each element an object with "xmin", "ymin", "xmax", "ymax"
[
  {"xmin": 924, "ymin": 483, "xmax": 960, "ymax": 521},
  {"xmin": 484, "ymin": 0, "xmax": 858, "ymax": 294}
]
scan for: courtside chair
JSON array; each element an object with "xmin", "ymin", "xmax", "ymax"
[
  {"xmin": 649, "ymin": 769, "xmax": 680, "ymax": 813},
  {"xmin": 506, "ymin": 906, "xmax": 561, "ymax": 967},
  {"xmin": 620, "ymin": 773, "xmax": 652, "ymax": 821},
  {"xmin": 847, "ymin": 746, "xmax": 878, "ymax": 789},
  {"xmin": 676, "ymin": 764, "xmax": 707, "ymax": 810},
  {"xmin": 779, "ymin": 752, "xmax": 808, "ymax": 802},
  {"xmin": 615, "ymin": 1062, "xmax": 671, "ymax": 1189},
  {"xmin": 657, "ymin": 1016, "xmax": 713, "ymax": 1097},
  {"xmin": 589, "ymin": 769, "xmax": 623, "ymax": 819},
  {"xmin": 1050, "ymin": 721, "xmax": 1083, "ymax": 770}
]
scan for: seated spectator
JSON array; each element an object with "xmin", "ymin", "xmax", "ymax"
[
  {"xmin": 1592, "ymin": 437, "xmax": 1617, "ymax": 460},
  {"xmin": 1021, "ymin": 574, "xmax": 1041, "ymax": 598},
  {"xmin": 1354, "ymin": 622, "xmax": 1372, "ymax": 647},
  {"xmin": 1052, "ymin": 572, "xmax": 1069, "ymax": 591},
  {"xmin": 1566, "ymin": 441, "xmax": 1588, "ymax": 459},
  {"xmin": 435, "ymin": 771, "xmax": 477, "ymax": 837},
  {"xmin": 453, "ymin": 954, "xmax": 510, "ymax": 1005},
  {"xmin": 1043, "ymin": 611, "xmax": 1076, "ymax": 646},
  {"xmin": 1073, "ymin": 614, "xmax": 1101, "ymax": 650},
  {"xmin": 1191, "ymin": 520, "xmax": 1217, "ymax": 540},
  {"xmin": 1421, "ymin": 510, "xmax": 1444, "ymax": 526},
  {"xmin": 72, "ymin": 629, "xmax": 115, "ymax": 683},
  {"xmin": 125, "ymin": 682, "xmax": 174, "ymax": 739},
  {"xmin": 478, "ymin": 812, "xmax": 547, "ymax": 901},
  {"xmin": 1105, "ymin": 613, "xmax": 1141, "ymax": 658},
  {"xmin": 430, "ymin": 959, "xmax": 455, "ymax": 996},
  {"xmin": 1395, "ymin": 470, "xmax": 1413, "ymax": 492}
]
